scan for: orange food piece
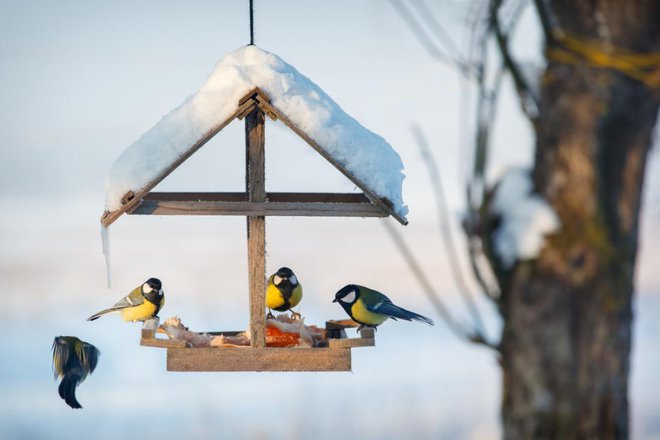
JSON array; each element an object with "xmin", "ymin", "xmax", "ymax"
[{"xmin": 266, "ymin": 325, "xmax": 301, "ymax": 347}]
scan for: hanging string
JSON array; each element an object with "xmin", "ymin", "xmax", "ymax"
[{"xmin": 249, "ymin": 0, "xmax": 255, "ymax": 46}]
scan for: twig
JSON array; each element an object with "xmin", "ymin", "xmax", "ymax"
[
  {"xmin": 411, "ymin": 125, "xmax": 492, "ymax": 332},
  {"xmin": 532, "ymin": 0, "xmax": 556, "ymax": 44},
  {"xmin": 413, "ymin": 0, "xmax": 463, "ymax": 62},
  {"xmin": 381, "ymin": 219, "xmax": 499, "ymax": 350},
  {"xmin": 388, "ymin": 0, "xmax": 477, "ymax": 77},
  {"xmin": 489, "ymin": 0, "xmax": 539, "ymax": 120}
]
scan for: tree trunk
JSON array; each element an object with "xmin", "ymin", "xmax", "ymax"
[{"xmin": 499, "ymin": 1, "xmax": 659, "ymax": 439}]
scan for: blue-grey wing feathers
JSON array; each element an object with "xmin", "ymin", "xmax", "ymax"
[{"xmin": 368, "ymin": 300, "xmax": 434, "ymax": 326}]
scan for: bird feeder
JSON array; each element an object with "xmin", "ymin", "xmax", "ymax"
[{"xmin": 100, "ymin": 47, "xmax": 407, "ymax": 371}]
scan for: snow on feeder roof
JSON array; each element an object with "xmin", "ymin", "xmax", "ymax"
[{"xmin": 102, "ymin": 45, "xmax": 408, "ymax": 227}]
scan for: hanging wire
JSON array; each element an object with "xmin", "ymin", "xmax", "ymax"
[{"xmin": 249, "ymin": 0, "xmax": 255, "ymax": 46}]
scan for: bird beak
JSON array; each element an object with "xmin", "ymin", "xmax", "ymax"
[{"xmin": 332, "ymin": 298, "xmax": 338, "ymax": 303}]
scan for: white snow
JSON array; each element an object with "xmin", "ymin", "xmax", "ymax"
[
  {"xmin": 491, "ymin": 168, "xmax": 560, "ymax": 268},
  {"xmin": 104, "ymin": 45, "xmax": 408, "ymax": 218},
  {"xmin": 101, "ymin": 225, "xmax": 112, "ymax": 288}
]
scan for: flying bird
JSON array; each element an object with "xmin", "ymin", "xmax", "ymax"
[
  {"xmin": 88, "ymin": 278, "xmax": 164, "ymax": 322},
  {"xmin": 333, "ymin": 284, "xmax": 434, "ymax": 331},
  {"xmin": 266, "ymin": 267, "xmax": 303, "ymax": 319},
  {"xmin": 52, "ymin": 336, "xmax": 100, "ymax": 409}
]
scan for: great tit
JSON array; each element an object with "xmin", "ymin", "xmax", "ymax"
[
  {"xmin": 87, "ymin": 278, "xmax": 165, "ymax": 322},
  {"xmin": 333, "ymin": 284, "xmax": 434, "ymax": 331},
  {"xmin": 52, "ymin": 336, "xmax": 99, "ymax": 409},
  {"xmin": 266, "ymin": 267, "xmax": 303, "ymax": 319}
]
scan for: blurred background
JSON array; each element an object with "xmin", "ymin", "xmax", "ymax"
[{"xmin": 1, "ymin": 1, "xmax": 658, "ymax": 439}]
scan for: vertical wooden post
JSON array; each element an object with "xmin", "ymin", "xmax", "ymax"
[{"xmin": 246, "ymin": 107, "xmax": 266, "ymax": 348}]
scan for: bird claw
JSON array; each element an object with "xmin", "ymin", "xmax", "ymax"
[
  {"xmin": 289, "ymin": 310, "xmax": 302, "ymax": 321},
  {"xmin": 356, "ymin": 324, "xmax": 376, "ymax": 334},
  {"xmin": 266, "ymin": 311, "xmax": 275, "ymax": 320}
]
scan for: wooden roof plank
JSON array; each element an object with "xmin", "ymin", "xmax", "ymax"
[
  {"xmin": 101, "ymin": 87, "xmax": 407, "ymax": 227},
  {"xmin": 101, "ymin": 100, "xmax": 253, "ymax": 228},
  {"xmin": 255, "ymin": 95, "xmax": 408, "ymax": 225}
]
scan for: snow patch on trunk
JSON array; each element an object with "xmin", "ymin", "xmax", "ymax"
[{"xmin": 492, "ymin": 168, "xmax": 560, "ymax": 268}]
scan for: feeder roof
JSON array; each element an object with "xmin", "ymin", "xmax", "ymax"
[{"xmin": 104, "ymin": 46, "xmax": 408, "ymax": 221}]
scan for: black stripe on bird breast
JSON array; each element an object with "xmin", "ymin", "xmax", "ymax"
[
  {"xmin": 144, "ymin": 291, "xmax": 162, "ymax": 306},
  {"xmin": 273, "ymin": 284, "xmax": 294, "ymax": 311},
  {"xmin": 279, "ymin": 283, "xmax": 295, "ymax": 301}
]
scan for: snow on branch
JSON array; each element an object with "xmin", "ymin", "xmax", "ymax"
[{"xmin": 491, "ymin": 168, "xmax": 560, "ymax": 268}]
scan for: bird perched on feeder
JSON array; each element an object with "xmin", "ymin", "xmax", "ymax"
[
  {"xmin": 87, "ymin": 278, "xmax": 165, "ymax": 322},
  {"xmin": 266, "ymin": 267, "xmax": 303, "ymax": 320},
  {"xmin": 52, "ymin": 336, "xmax": 100, "ymax": 409},
  {"xmin": 333, "ymin": 284, "xmax": 434, "ymax": 331}
]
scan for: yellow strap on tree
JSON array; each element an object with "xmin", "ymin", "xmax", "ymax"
[{"xmin": 547, "ymin": 30, "xmax": 660, "ymax": 89}]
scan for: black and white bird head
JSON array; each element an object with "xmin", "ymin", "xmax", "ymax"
[
  {"xmin": 142, "ymin": 278, "xmax": 163, "ymax": 297},
  {"xmin": 333, "ymin": 284, "xmax": 358, "ymax": 305},
  {"xmin": 273, "ymin": 267, "xmax": 297, "ymax": 287}
]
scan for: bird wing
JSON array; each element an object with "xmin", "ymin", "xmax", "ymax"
[
  {"xmin": 367, "ymin": 298, "xmax": 434, "ymax": 326},
  {"xmin": 52, "ymin": 337, "xmax": 70, "ymax": 380},
  {"xmin": 76, "ymin": 342, "xmax": 100, "ymax": 377},
  {"xmin": 111, "ymin": 286, "xmax": 144, "ymax": 310}
]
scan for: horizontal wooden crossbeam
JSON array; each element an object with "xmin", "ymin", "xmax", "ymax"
[
  {"xmin": 166, "ymin": 347, "xmax": 352, "ymax": 372},
  {"xmin": 127, "ymin": 192, "xmax": 387, "ymax": 218}
]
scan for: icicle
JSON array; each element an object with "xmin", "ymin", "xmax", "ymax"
[{"xmin": 101, "ymin": 225, "xmax": 112, "ymax": 288}]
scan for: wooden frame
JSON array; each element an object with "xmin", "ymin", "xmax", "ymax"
[
  {"xmin": 128, "ymin": 192, "xmax": 387, "ymax": 218},
  {"xmin": 103, "ymin": 88, "xmax": 403, "ymax": 371},
  {"xmin": 101, "ymin": 88, "xmax": 407, "ymax": 227}
]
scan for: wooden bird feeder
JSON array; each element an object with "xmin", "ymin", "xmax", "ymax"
[{"xmin": 101, "ymin": 88, "xmax": 406, "ymax": 372}]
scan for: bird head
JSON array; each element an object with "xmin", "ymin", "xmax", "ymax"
[
  {"xmin": 143, "ymin": 278, "xmax": 163, "ymax": 297},
  {"xmin": 333, "ymin": 284, "xmax": 358, "ymax": 305},
  {"xmin": 273, "ymin": 267, "xmax": 297, "ymax": 286}
]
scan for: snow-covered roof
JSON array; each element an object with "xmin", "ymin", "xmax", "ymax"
[{"xmin": 104, "ymin": 45, "xmax": 408, "ymax": 221}]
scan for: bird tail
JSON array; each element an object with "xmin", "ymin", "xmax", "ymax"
[
  {"xmin": 58, "ymin": 374, "xmax": 82, "ymax": 409},
  {"xmin": 87, "ymin": 308, "xmax": 117, "ymax": 321},
  {"xmin": 380, "ymin": 302, "xmax": 434, "ymax": 326}
]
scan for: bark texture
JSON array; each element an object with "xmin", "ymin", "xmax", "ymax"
[{"xmin": 498, "ymin": 1, "xmax": 659, "ymax": 439}]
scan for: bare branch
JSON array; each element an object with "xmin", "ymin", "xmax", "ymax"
[
  {"xmin": 381, "ymin": 219, "xmax": 499, "ymax": 351},
  {"xmin": 388, "ymin": 0, "xmax": 477, "ymax": 77},
  {"xmin": 413, "ymin": 0, "xmax": 463, "ymax": 61},
  {"xmin": 531, "ymin": 0, "xmax": 556, "ymax": 44},
  {"xmin": 489, "ymin": 0, "xmax": 540, "ymax": 121},
  {"xmin": 411, "ymin": 125, "xmax": 494, "ymax": 328}
]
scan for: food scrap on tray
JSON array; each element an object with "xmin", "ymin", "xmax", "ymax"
[{"xmin": 158, "ymin": 315, "xmax": 326, "ymax": 348}]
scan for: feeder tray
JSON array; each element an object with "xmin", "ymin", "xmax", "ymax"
[
  {"xmin": 103, "ymin": 88, "xmax": 404, "ymax": 372},
  {"xmin": 140, "ymin": 318, "xmax": 374, "ymax": 372}
]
